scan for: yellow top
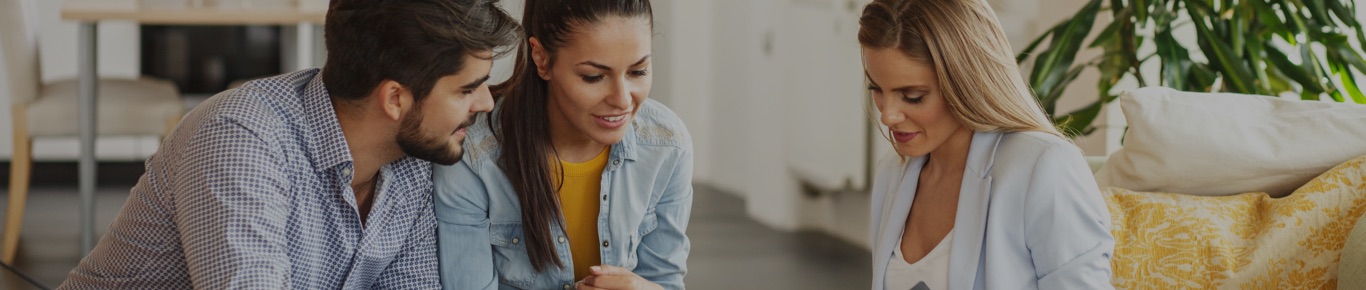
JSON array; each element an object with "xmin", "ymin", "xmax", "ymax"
[{"xmin": 552, "ymin": 146, "xmax": 610, "ymax": 280}]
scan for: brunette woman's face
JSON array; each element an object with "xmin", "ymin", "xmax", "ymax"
[{"xmin": 533, "ymin": 15, "xmax": 653, "ymax": 146}]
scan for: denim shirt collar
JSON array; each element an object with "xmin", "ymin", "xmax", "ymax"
[{"xmin": 614, "ymin": 117, "xmax": 640, "ymax": 162}]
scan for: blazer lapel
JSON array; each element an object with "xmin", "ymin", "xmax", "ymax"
[
  {"xmin": 874, "ymin": 156, "xmax": 927, "ymax": 279},
  {"xmin": 948, "ymin": 131, "xmax": 1003, "ymax": 290}
]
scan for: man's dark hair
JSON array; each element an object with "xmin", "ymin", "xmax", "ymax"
[{"xmin": 323, "ymin": 0, "xmax": 519, "ymax": 102}]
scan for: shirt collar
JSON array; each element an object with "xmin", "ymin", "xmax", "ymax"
[
  {"xmin": 301, "ymin": 70, "xmax": 354, "ymax": 172},
  {"xmin": 614, "ymin": 120, "xmax": 639, "ymax": 162}
]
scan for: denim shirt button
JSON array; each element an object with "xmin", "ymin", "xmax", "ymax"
[
  {"xmin": 602, "ymin": 240, "xmax": 610, "ymax": 248},
  {"xmin": 612, "ymin": 160, "xmax": 621, "ymax": 166},
  {"xmin": 558, "ymin": 237, "xmax": 566, "ymax": 244},
  {"xmin": 512, "ymin": 237, "xmax": 519, "ymax": 244},
  {"xmin": 563, "ymin": 284, "xmax": 571, "ymax": 289}
]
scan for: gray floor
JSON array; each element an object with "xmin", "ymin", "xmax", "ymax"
[
  {"xmin": 685, "ymin": 185, "xmax": 871, "ymax": 289},
  {"xmin": 0, "ymin": 184, "xmax": 869, "ymax": 289}
]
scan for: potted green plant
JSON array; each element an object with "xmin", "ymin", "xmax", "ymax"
[{"xmin": 1018, "ymin": 0, "xmax": 1366, "ymax": 137}]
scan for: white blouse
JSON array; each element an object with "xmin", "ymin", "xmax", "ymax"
[{"xmin": 885, "ymin": 230, "xmax": 953, "ymax": 290}]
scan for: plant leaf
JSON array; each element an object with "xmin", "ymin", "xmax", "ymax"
[
  {"xmin": 1326, "ymin": 46, "xmax": 1366, "ymax": 103},
  {"xmin": 1302, "ymin": 90, "xmax": 1322, "ymax": 100},
  {"xmin": 1135, "ymin": 0, "xmax": 1149, "ymax": 26},
  {"xmin": 1156, "ymin": 24, "xmax": 1192, "ymax": 89},
  {"xmin": 1187, "ymin": 63, "xmax": 1220, "ymax": 91},
  {"xmin": 1265, "ymin": 44, "xmax": 1327, "ymax": 94},
  {"xmin": 1040, "ymin": 64, "xmax": 1090, "ymax": 115},
  {"xmin": 1335, "ymin": 66, "xmax": 1366, "ymax": 103},
  {"xmin": 1332, "ymin": 45, "xmax": 1366, "ymax": 73},
  {"xmin": 1281, "ymin": 0, "xmax": 1309, "ymax": 42},
  {"xmin": 1265, "ymin": 65, "xmax": 1295, "ymax": 93},
  {"xmin": 1251, "ymin": 0, "xmax": 1293, "ymax": 43},
  {"xmin": 1089, "ymin": 19, "xmax": 1123, "ymax": 48},
  {"xmin": 1186, "ymin": 0, "xmax": 1259, "ymax": 93},
  {"xmin": 1017, "ymin": 22, "xmax": 1063, "ymax": 64},
  {"xmin": 1301, "ymin": 0, "xmax": 1334, "ymax": 28},
  {"xmin": 1014, "ymin": 0, "xmax": 1366, "ymax": 137},
  {"xmin": 1301, "ymin": 42, "xmax": 1345, "ymax": 101},
  {"xmin": 1327, "ymin": 0, "xmax": 1360, "ymax": 26},
  {"xmin": 1029, "ymin": 0, "xmax": 1102, "ymax": 109},
  {"xmin": 1110, "ymin": 0, "xmax": 1127, "ymax": 17},
  {"xmin": 1054, "ymin": 99, "xmax": 1105, "ymax": 138}
]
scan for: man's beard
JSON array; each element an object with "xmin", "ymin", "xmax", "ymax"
[{"xmin": 396, "ymin": 110, "xmax": 474, "ymax": 166}]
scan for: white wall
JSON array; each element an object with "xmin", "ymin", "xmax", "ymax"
[
  {"xmin": 778, "ymin": 0, "xmax": 874, "ymax": 245},
  {"xmin": 651, "ymin": 0, "xmax": 716, "ymax": 183},
  {"xmin": 704, "ymin": 0, "xmax": 800, "ymax": 229},
  {"xmin": 672, "ymin": 0, "xmax": 877, "ymax": 237},
  {"xmin": 490, "ymin": 0, "xmax": 523, "ymax": 85}
]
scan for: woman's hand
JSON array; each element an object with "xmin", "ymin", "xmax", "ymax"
[{"xmin": 575, "ymin": 265, "xmax": 663, "ymax": 290}]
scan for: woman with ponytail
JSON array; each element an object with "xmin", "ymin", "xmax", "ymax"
[{"xmin": 433, "ymin": 1, "xmax": 692, "ymax": 289}]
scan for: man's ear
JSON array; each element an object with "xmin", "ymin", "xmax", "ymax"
[
  {"xmin": 377, "ymin": 80, "xmax": 411, "ymax": 122},
  {"xmin": 529, "ymin": 37, "xmax": 551, "ymax": 81}
]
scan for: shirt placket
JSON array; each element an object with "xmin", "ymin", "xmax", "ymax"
[
  {"xmin": 336, "ymin": 162, "xmax": 366, "ymax": 288},
  {"xmin": 558, "ymin": 244, "xmax": 574, "ymax": 290},
  {"xmin": 348, "ymin": 167, "xmax": 394, "ymax": 288},
  {"xmin": 596, "ymin": 157, "xmax": 624, "ymax": 268}
]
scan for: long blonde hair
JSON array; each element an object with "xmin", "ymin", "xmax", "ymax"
[{"xmin": 858, "ymin": 0, "xmax": 1063, "ymax": 138}]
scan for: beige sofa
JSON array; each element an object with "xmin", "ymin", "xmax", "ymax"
[
  {"xmin": 1088, "ymin": 156, "xmax": 1366, "ymax": 290},
  {"xmin": 1085, "ymin": 87, "xmax": 1366, "ymax": 289}
]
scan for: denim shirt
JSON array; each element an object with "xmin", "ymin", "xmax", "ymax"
[{"xmin": 434, "ymin": 99, "xmax": 694, "ymax": 290}]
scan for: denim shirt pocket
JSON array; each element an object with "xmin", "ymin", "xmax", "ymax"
[
  {"xmin": 490, "ymin": 223, "xmax": 536, "ymax": 288},
  {"xmin": 626, "ymin": 210, "xmax": 659, "ymax": 269}
]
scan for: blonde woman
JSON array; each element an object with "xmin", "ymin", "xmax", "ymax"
[{"xmin": 859, "ymin": 0, "xmax": 1114, "ymax": 289}]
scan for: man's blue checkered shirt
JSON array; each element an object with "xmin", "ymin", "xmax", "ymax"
[{"xmin": 59, "ymin": 69, "xmax": 440, "ymax": 289}]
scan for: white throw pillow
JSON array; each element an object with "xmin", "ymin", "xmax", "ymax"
[{"xmin": 1095, "ymin": 87, "xmax": 1366, "ymax": 197}]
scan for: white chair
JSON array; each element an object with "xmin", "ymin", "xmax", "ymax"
[{"xmin": 1, "ymin": 0, "xmax": 183, "ymax": 263}]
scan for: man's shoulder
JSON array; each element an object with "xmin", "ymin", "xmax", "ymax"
[{"xmin": 178, "ymin": 71, "xmax": 318, "ymax": 141}]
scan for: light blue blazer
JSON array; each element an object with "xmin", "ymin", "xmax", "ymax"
[{"xmin": 869, "ymin": 131, "xmax": 1114, "ymax": 290}]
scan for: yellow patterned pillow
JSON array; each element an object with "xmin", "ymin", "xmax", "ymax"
[{"xmin": 1104, "ymin": 155, "xmax": 1366, "ymax": 290}]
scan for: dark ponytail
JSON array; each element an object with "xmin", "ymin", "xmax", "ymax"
[{"xmin": 491, "ymin": 0, "xmax": 654, "ymax": 272}]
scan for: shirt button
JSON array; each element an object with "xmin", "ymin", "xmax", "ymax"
[
  {"xmin": 612, "ymin": 160, "xmax": 621, "ymax": 166},
  {"xmin": 341, "ymin": 167, "xmax": 353, "ymax": 177},
  {"xmin": 512, "ymin": 237, "xmax": 519, "ymax": 244},
  {"xmin": 602, "ymin": 240, "xmax": 610, "ymax": 248},
  {"xmin": 601, "ymin": 194, "xmax": 608, "ymax": 201},
  {"xmin": 563, "ymin": 284, "xmax": 572, "ymax": 289},
  {"xmin": 558, "ymin": 237, "xmax": 566, "ymax": 243}
]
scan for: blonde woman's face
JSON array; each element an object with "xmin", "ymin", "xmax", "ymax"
[{"xmin": 862, "ymin": 47, "xmax": 966, "ymax": 158}]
